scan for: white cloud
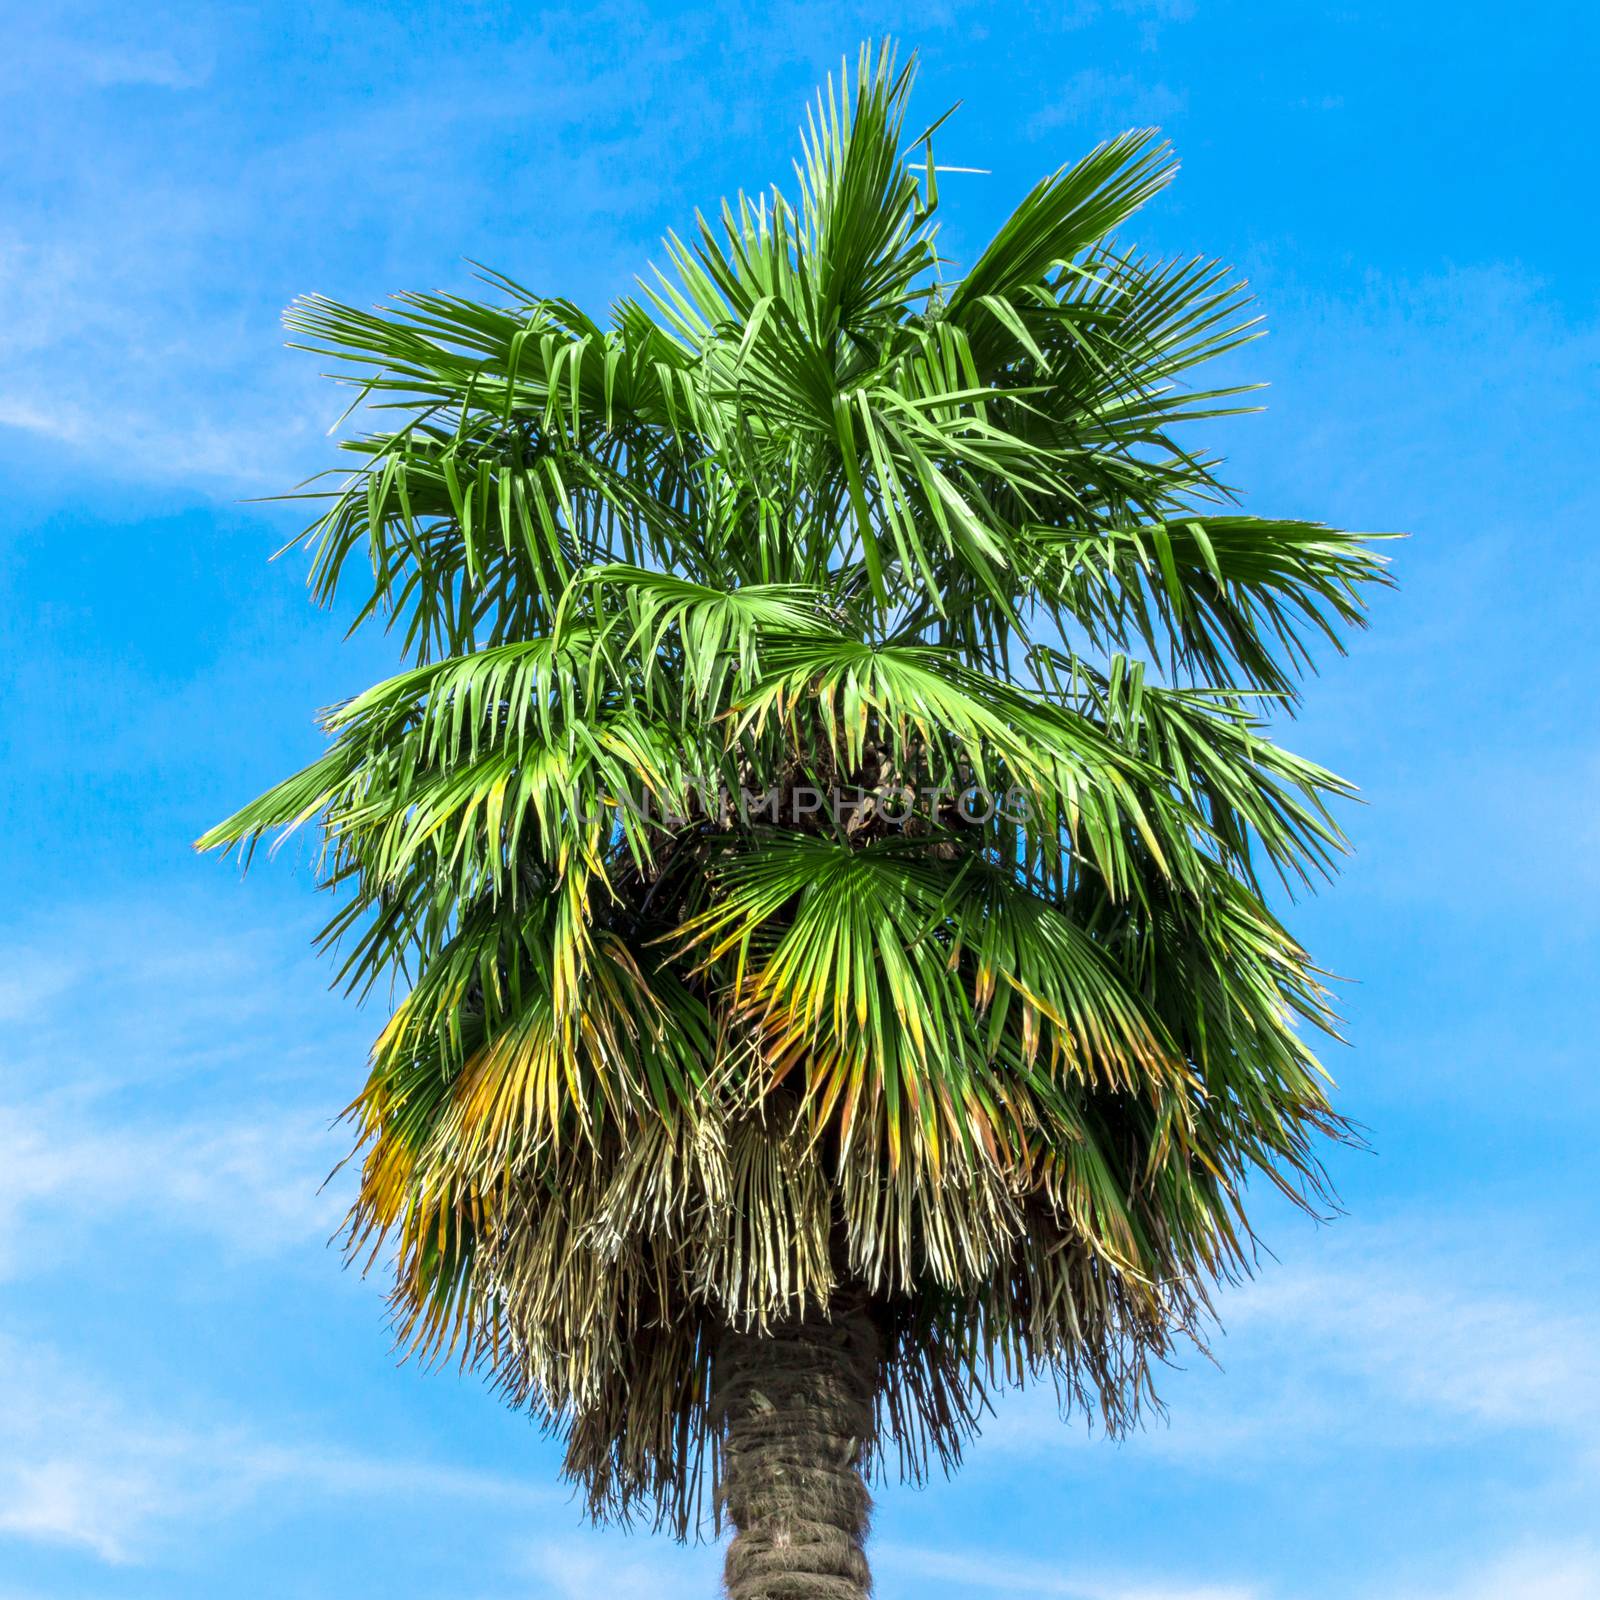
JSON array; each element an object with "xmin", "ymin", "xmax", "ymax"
[
  {"xmin": 0, "ymin": 953, "xmax": 81, "ymax": 1025},
  {"xmin": 0, "ymin": 898, "xmax": 361, "ymax": 1093},
  {"xmin": 876, "ymin": 1537, "xmax": 1600, "ymax": 1600},
  {"xmin": 977, "ymin": 1212, "xmax": 1600, "ymax": 1474},
  {"xmin": 0, "ymin": 218, "xmax": 319, "ymax": 487},
  {"xmin": 515, "ymin": 1534, "xmax": 716, "ymax": 1600},
  {"xmin": 0, "ymin": 9, "xmax": 634, "ymax": 494},
  {"xmin": 79, "ymin": 46, "xmax": 210, "ymax": 91},
  {"xmin": 0, "ymin": 9, "xmax": 214, "ymax": 96},
  {"xmin": 0, "ymin": 382, "xmax": 311, "ymax": 485},
  {"xmin": 879, "ymin": 1546, "xmax": 1257, "ymax": 1600},
  {"xmin": 1397, "ymin": 1545, "xmax": 1600, "ymax": 1600},
  {"xmin": 0, "ymin": 1334, "xmax": 549, "ymax": 1564},
  {"xmin": 0, "ymin": 899, "xmax": 370, "ymax": 1276},
  {"xmin": 0, "ymin": 898, "xmax": 548, "ymax": 1567},
  {"xmin": 509, "ymin": 1529, "xmax": 1256, "ymax": 1600},
  {"xmin": 0, "ymin": 1098, "xmax": 345, "ymax": 1277},
  {"xmin": 1222, "ymin": 1226, "xmax": 1600, "ymax": 1440}
]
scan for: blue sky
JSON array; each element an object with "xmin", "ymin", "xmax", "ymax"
[{"xmin": 2, "ymin": 2, "xmax": 1597, "ymax": 1596}]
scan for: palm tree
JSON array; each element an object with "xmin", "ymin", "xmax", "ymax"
[{"xmin": 201, "ymin": 44, "xmax": 1384, "ymax": 1599}]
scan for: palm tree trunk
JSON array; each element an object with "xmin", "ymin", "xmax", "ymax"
[{"xmin": 715, "ymin": 1299, "xmax": 881, "ymax": 1600}]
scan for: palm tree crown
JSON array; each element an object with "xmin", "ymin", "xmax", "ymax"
[{"xmin": 201, "ymin": 43, "xmax": 1385, "ymax": 1560}]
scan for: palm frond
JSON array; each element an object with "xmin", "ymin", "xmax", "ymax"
[{"xmin": 199, "ymin": 39, "xmax": 1385, "ymax": 1542}]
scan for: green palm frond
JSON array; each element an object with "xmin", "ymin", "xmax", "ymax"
[{"xmin": 1035, "ymin": 515, "xmax": 1389, "ymax": 695}]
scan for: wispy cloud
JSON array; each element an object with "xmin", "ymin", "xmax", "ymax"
[
  {"xmin": 0, "ymin": 217, "xmax": 323, "ymax": 489},
  {"xmin": 1028, "ymin": 69, "xmax": 1188, "ymax": 137},
  {"xmin": 0, "ymin": 897, "xmax": 363, "ymax": 1095},
  {"xmin": 1397, "ymin": 1544, "xmax": 1600, "ymax": 1600},
  {"xmin": 1221, "ymin": 1222, "xmax": 1600, "ymax": 1442},
  {"xmin": 0, "ymin": 8, "xmax": 647, "ymax": 493},
  {"xmin": 78, "ymin": 45, "xmax": 210, "ymax": 91},
  {"xmin": 0, "ymin": 11, "xmax": 213, "ymax": 96},
  {"xmin": 879, "ymin": 1545, "xmax": 1257, "ymax": 1600},
  {"xmin": 0, "ymin": 896, "xmax": 553, "ymax": 1571},
  {"xmin": 0, "ymin": 1334, "xmax": 549, "ymax": 1563},
  {"xmin": 0, "ymin": 952, "xmax": 81, "ymax": 1025},
  {"xmin": 512, "ymin": 1534, "xmax": 717, "ymax": 1600},
  {"xmin": 0, "ymin": 1098, "xmax": 345, "ymax": 1277},
  {"xmin": 0, "ymin": 0, "xmax": 1215, "ymax": 496},
  {"xmin": 877, "ymin": 1537, "xmax": 1600, "ymax": 1600},
  {"xmin": 978, "ymin": 1212, "xmax": 1600, "ymax": 1475},
  {"xmin": 0, "ymin": 897, "xmax": 369, "ymax": 1276}
]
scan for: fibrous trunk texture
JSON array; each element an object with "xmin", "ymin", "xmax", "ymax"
[{"xmin": 716, "ymin": 1301, "xmax": 881, "ymax": 1600}]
